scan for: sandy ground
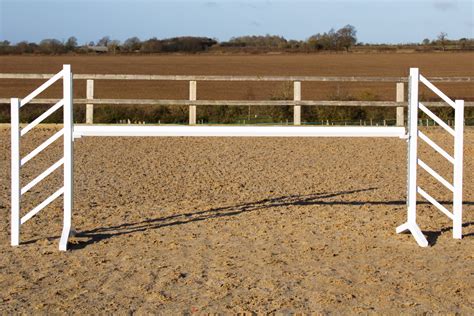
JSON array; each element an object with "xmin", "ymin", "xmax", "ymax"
[{"xmin": 0, "ymin": 125, "xmax": 473, "ymax": 313}]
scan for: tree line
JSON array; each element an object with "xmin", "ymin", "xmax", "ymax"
[
  {"xmin": 1, "ymin": 26, "xmax": 471, "ymax": 55},
  {"xmin": 0, "ymin": 36, "xmax": 218, "ymax": 55}
]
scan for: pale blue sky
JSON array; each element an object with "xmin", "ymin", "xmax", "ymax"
[{"xmin": 0, "ymin": 0, "xmax": 473, "ymax": 44}]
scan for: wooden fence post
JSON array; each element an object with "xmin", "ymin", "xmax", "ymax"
[
  {"xmin": 294, "ymin": 81, "xmax": 301, "ymax": 125},
  {"xmin": 396, "ymin": 82, "xmax": 404, "ymax": 126},
  {"xmin": 189, "ymin": 81, "xmax": 197, "ymax": 125},
  {"xmin": 86, "ymin": 80, "xmax": 94, "ymax": 124}
]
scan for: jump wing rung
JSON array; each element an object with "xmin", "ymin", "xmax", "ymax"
[
  {"xmin": 418, "ymin": 103, "xmax": 455, "ymax": 136},
  {"xmin": 418, "ymin": 131, "xmax": 454, "ymax": 164},
  {"xmin": 20, "ymin": 71, "xmax": 64, "ymax": 107},
  {"xmin": 21, "ymin": 100, "xmax": 64, "ymax": 136},
  {"xmin": 417, "ymin": 159, "xmax": 454, "ymax": 192},
  {"xmin": 21, "ymin": 158, "xmax": 64, "ymax": 195},
  {"xmin": 21, "ymin": 128, "xmax": 64, "ymax": 166},
  {"xmin": 419, "ymin": 75, "xmax": 456, "ymax": 109},
  {"xmin": 20, "ymin": 187, "xmax": 64, "ymax": 224},
  {"xmin": 417, "ymin": 186, "xmax": 454, "ymax": 220}
]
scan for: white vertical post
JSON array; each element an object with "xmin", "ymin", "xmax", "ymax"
[
  {"xmin": 86, "ymin": 80, "xmax": 94, "ymax": 124},
  {"xmin": 453, "ymin": 99, "xmax": 464, "ymax": 239},
  {"xmin": 396, "ymin": 82, "xmax": 404, "ymax": 126},
  {"xmin": 10, "ymin": 98, "xmax": 20, "ymax": 246},
  {"xmin": 293, "ymin": 81, "xmax": 301, "ymax": 125},
  {"xmin": 189, "ymin": 81, "xmax": 197, "ymax": 125},
  {"xmin": 407, "ymin": 68, "xmax": 419, "ymax": 224},
  {"xmin": 397, "ymin": 68, "xmax": 428, "ymax": 247},
  {"xmin": 59, "ymin": 65, "xmax": 73, "ymax": 251}
]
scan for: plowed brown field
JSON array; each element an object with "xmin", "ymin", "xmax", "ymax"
[{"xmin": 1, "ymin": 53, "xmax": 473, "ymax": 102}]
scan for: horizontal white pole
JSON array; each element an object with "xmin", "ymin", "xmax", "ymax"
[
  {"xmin": 20, "ymin": 71, "xmax": 63, "ymax": 107},
  {"xmin": 21, "ymin": 158, "xmax": 64, "ymax": 195},
  {"xmin": 417, "ymin": 186, "xmax": 454, "ymax": 220},
  {"xmin": 418, "ymin": 103, "xmax": 455, "ymax": 136},
  {"xmin": 419, "ymin": 75, "xmax": 456, "ymax": 108},
  {"xmin": 418, "ymin": 159, "xmax": 454, "ymax": 192},
  {"xmin": 20, "ymin": 99, "xmax": 64, "ymax": 136},
  {"xmin": 418, "ymin": 131, "xmax": 454, "ymax": 164},
  {"xmin": 20, "ymin": 187, "xmax": 64, "ymax": 224},
  {"xmin": 73, "ymin": 125, "xmax": 407, "ymax": 138},
  {"xmin": 21, "ymin": 128, "xmax": 64, "ymax": 166}
]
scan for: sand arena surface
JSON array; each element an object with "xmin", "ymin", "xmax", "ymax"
[{"xmin": 0, "ymin": 126, "xmax": 473, "ymax": 313}]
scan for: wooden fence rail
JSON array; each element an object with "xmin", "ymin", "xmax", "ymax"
[
  {"xmin": 1, "ymin": 73, "xmax": 473, "ymax": 82},
  {"xmin": 1, "ymin": 98, "xmax": 472, "ymax": 107}
]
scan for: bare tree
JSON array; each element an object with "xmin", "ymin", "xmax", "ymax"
[
  {"xmin": 107, "ymin": 39, "xmax": 121, "ymax": 54},
  {"xmin": 97, "ymin": 36, "xmax": 111, "ymax": 47},
  {"xmin": 336, "ymin": 25, "xmax": 357, "ymax": 52},
  {"xmin": 39, "ymin": 39, "xmax": 65, "ymax": 54},
  {"xmin": 140, "ymin": 37, "xmax": 162, "ymax": 53},
  {"xmin": 65, "ymin": 36, "xmax": 78, "ymax": 52},
  {"xmin": 437, "ymin": 32, "xmax": 448, "ymax": 50},
  {"xmin": 122, "ymin": 37, "xmax": 141, "ymax": 52}
]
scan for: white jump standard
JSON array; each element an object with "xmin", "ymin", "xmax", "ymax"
[
  {"xmin": 396, "ymin": 68, "xmax": 464, "ymax": 246},
  {"xmin": 10, "ymin": 65, "xmax": 465, "ymax": 251}
]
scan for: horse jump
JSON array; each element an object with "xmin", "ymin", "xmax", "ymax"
[{"xmin": 10, "ymin": 65, "xmax": 464, "ymax": 250}]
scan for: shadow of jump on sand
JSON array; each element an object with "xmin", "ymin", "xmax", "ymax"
[
  {"xmin": 424, "ymin": 222, "xmax": 474, "ymax": 245},
  {"xmin": 66, "ymin": 187, "xmax": 473, "ymax": 250}
]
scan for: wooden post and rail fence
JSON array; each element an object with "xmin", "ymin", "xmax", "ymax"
[{"xmin": 0, "ymin": 73, "xmax": 472, "ymax": 125}]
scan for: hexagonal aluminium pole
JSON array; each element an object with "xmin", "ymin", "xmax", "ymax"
[{"xmin": 396, "ymin": 68, "xmax": 429, "ymax": 247}]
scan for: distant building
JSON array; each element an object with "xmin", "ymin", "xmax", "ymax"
[{"xmin": 87, "ymin": 46, "xmax": 108, "ymax": 53}]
